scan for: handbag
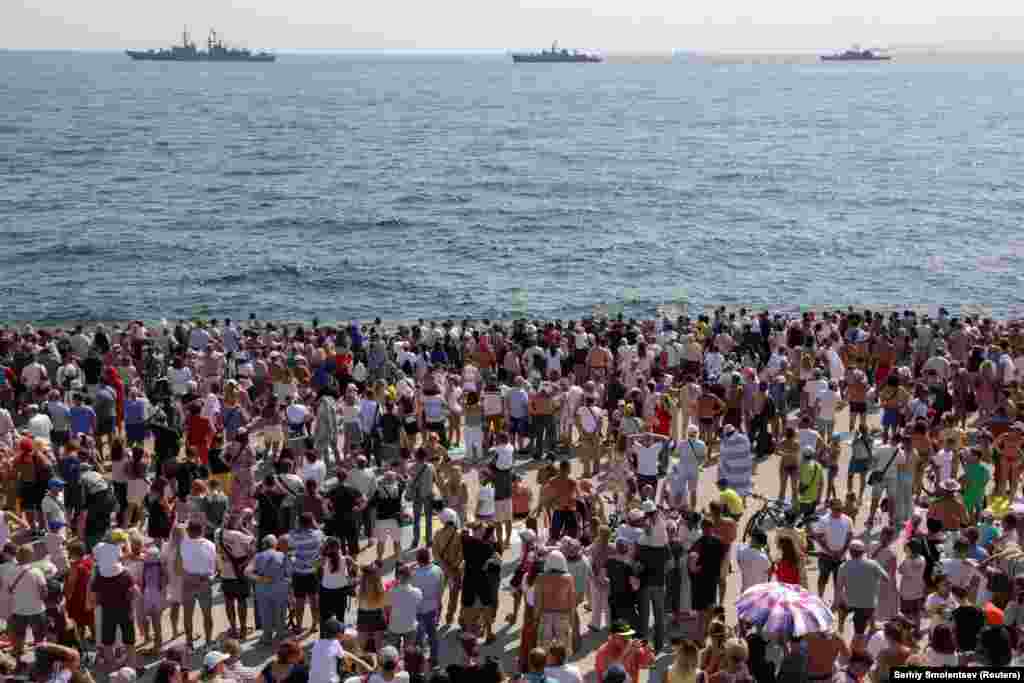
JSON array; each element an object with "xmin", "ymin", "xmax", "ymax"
[{"xmin": 868, "ymin": 445, "xmax": 901, "ymax": 486}]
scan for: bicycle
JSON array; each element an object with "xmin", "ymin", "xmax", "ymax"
[{"xmin": 742, "ymin": 492, "xmax": 823, "ymax": 543}]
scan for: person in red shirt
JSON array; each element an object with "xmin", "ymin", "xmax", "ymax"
[
  {"xmin": 595, "ymin": 621, "xmax": 654, "ymax": 683},
  {"xmin": 773, "ymin": 531, "xmax": 805, "ymax": 587},
  {"xmin": 186, "ymin": 401, "xmax": 213, "ymax": 465}
]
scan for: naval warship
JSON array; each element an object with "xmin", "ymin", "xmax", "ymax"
[
  {"xmin": 126, "ymin": 28, "xmax": 275, "ymax": 62},
  {"xmin": 820, "ymin": 47, "xmax": 891, "ymax": 61},
  {"xmin": 511, "ymin": 42, "xmax": 602, "ymax": 63}
]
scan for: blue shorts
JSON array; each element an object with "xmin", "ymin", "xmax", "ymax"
[
  {"xmin": 510, "ymin": 416, "xmax": 530, "ymax": 436},
  {"xmin": 848, "ymin": 459, "xmax": 870, "ymax": 475},
  {"xmin": 882, "ymin": 409, "xmax": 900, "ymax": 427}
]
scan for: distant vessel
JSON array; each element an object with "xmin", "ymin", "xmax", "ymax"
[
  {"xmin": 126, "ymin": 28, "xmax": 275, "ymax": 62},
  {"xmin": 511, "ymin": 42, "xmax": 602, "ymax": 63},
  {"xmin": 820, "ymin": 47, "xmax": 891, "ymax": 62}
]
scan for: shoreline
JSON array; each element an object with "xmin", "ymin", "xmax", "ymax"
[{"xmin": 1, "ymin": 303, "xmax": 1014, "ymax": 333}]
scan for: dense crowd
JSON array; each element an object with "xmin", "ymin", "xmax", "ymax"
[{"xmin": 0, "ymin": 308, "xmax": 1022, "ymax": 683}]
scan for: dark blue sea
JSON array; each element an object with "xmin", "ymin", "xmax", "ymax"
[{"xmin": 2, "ymin": 50, "xmax": 1024, "ymax": 324}]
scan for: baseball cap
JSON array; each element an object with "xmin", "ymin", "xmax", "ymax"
[
  {"xmin": 203, "ymin": 651, "xmax": 231, "ymax": 671},
  {"xmin": 48, "ymin": 478, "xmax": 66, "ymax": 490}
]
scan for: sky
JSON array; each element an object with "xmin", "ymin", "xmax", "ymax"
[{"xmin": 7, "ymin": 0, "xmax": 1024, "ymax": 52}]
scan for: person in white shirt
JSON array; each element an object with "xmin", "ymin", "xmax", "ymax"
[
  {"xmin": 628, "ymin": 432, "xmax": 670, "ymax": 492},
  {"xmin": 669, "ymin": 425, "xmax": 706, "ymax": 509},
  {"xmin": 813, "ymin": 499, "xmax": 854, "ymax": 599},
  {"xmin": 815, "ymin": 381, "xmax": 841, "ymax": 443},
  {"xmin": 25, "ymin": 404, "xmax": 53, "ymax": 441},
  {"xmin": 309, "ymin": 618, "xmax": 349, "ymax": 683},
  {"xmin": 575, "ymin": 393, "xmax": 605, "ymax": 478},
  {"xmin": 189, "ymin": 325, "xmax": 211, "ymax": 352},
  {"xmin": 301, "ymin": 450, "xmax": 328, "ymax": 489},
  {"xmin": 736, "ymin": 530, "xmax": 774, "ymax": 593},
  {"xmin": 6, "ymin": 545, "xmax": 48, "ymax": 659},
  {"xmin": 179, "ymin": 520, "xmax": 217, "ymax": 649}
]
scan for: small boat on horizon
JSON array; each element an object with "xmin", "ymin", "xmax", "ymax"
[
  {"xmin": 511, "ymin": 41, "xmax": 602, "ymax": 63},
  {"xmin": 820, "ymin": 47, "xmax": 891, "ymax": 62}
]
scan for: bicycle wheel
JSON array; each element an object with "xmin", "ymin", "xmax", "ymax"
[{"xmin": 743, "ymin": 509, "xmax": 768, "ymax": 541}]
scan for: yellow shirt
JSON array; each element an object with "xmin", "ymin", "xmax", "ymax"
[
  {"xmin": 720, "ymin": 488, "xmax": 745, "ymax": 518},
  {"xmin": 799, "ymin": 462, "xmax": 825, "ymax": 505}
]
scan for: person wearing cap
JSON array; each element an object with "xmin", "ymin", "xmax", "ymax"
[
  {"xmin": 928, "ymin": 478, "xmax": 969, "ymax": 532},
  {"xmin": 667, "ymin": 425, "xmax": 705, "ymax": 511},
  {"xmin": 41, "ymin": 477, "xmax": 68, "ymax": 530},
  {"xmin": 200, "ymin": 651, "xmax": 230, "ymax": 683},
  {"xmin": 595, "ymin": 620, "xmax": 654, "ymax": 683},
  {"xmin": 432, "ymin": 508, "xmax": 464, "ymax": 626},
  {"xmin": 837, "ymin": 538, "xmax": 891, "ymax": 642}
]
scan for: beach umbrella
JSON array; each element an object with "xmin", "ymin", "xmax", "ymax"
[{"xmin": 736, "ymin": 581, "xmax": 833, "ymax": 638}]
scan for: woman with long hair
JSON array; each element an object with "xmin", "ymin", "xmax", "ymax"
[
  {"xmin": 356, "ymin": 561, "xmax": 387, "ymax": 652},
  {"xmin": 163, "ymin": 524, "xmax": 186, "ymax": 638},
  {"xmin": 319, "ymin": 536, "xmax": 353, "ymax": 628},
  {"xmin": 144, "ymin": 476, "xmax": 175, "ymax": 544}
]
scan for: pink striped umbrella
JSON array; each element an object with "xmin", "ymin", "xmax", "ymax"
[{"xmin": 736, "ymin": 581, "xmax": 834, "ymax": 637}]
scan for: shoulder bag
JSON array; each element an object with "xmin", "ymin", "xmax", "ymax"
[{"xmin": 868, "ymin": 446, "xmax": 901, "ymax": 486}]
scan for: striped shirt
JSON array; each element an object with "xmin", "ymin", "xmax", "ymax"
[{"xmin": 287, "ymin": 529, "xmax": 324, "ymax": 575}]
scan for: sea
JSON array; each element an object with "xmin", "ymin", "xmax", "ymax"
[{"xmin": 2, "ymin": 50, "xmax": 1024, "ymax": 325}]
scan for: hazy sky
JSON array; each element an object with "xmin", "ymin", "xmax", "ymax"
[{"xmin": 7, "ymin": 0, "xmax": 1024, "ymax": 51}]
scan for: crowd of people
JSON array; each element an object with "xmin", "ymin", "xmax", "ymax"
[{"xmin": 0, "ymin": 307, "xmax": 1021, "ymax": 683}]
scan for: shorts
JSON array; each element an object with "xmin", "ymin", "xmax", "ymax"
[
  {"xmin": 848, "ymin": 459, "xmax": 870, "ymax": 475},
  {"xmin": 494, "ymin": 499, "xmax": 513, "ymax": 523},
  {"xmin": 182, "ymin": 573, "xmax": 213, "ymax": 612},
  {"xmin": 357, "ymin": 608, "xmax": 387, "ymax": 633},
  {"xmin": 850, "ymin": 401, "xmax": 867, "ymax": 415},
  {"xmin": 637, "ymin": 474, "xmax": 659, "ymax": 493},
  {"xmin": 816, "ymin": 419, "xmax": 834, "ymax": 436},
  {"xmin": 900, "ymin": 597, "xmax": 923, "ymax": 621},
  {"xmin": 125, "ymin": 422, "xmax": 146, "ymax": 443},
  {"xmin": 375, "ymin": 518, "xmax": 400, "ymax": 541},
  {"xmin": 510, "ymin": 416, "xmax": 529, "ymax": 436},
  {"xmin": 221, "ymin": 578, "xmax": 251, "ymax": 599},
  {"xmin": 98, "ymin": 417, "xmax": 116, "ymax": 436},
  {"xmin": 484, "ymin": 415, "xmax": 504, "ymax": 433},
  {"xmin": 101, "ymin": 611, "xmax": 137, "ymax": 646},
  {"xmin": 8, "ymin": 612, "xmax": 46, "ymax": 641},
  {"xmin": 882, "ymin": 409, "xmax": 900, "ymax": 428},
  {"xmin": 817, "ymin": 556, "xmax": 842, "ymax": 583},
  {"xmin": 699, "ymin": 417, "xmax": 714, "ymax": 427},
  {"xmin": 851, "ymin": 607, "xmax": 875, "ymax": 635},
  {"xmin": 293, "ymin": 572, "xmax": 318, "ymax": 598}
]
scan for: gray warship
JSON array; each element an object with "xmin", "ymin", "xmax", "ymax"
[{"xmin": 126, "ymin": 28, "xmax": 275, "ymax": 62}]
